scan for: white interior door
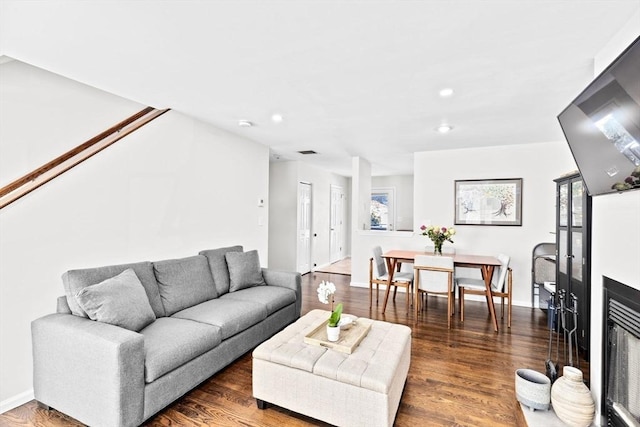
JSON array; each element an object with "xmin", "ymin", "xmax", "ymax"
[
  {"xmin": 330, "ymin": 185, "xmax": 344, "ymax": 263},
  {"xmin": 297, "ymin": 182, "xmax": 312, "ymax": 274}
]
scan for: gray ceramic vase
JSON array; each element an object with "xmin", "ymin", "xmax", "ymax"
[{"xmin": 515, "ymin": 368, "xmax": 551, "ymax": 411}]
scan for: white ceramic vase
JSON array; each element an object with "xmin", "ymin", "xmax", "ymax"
[
  {"xmin": 551, "ymin": 366, "xmax": 595, "ymax": 427},
  {"xmin": 326, "ymin": 325, "xmax": 340, "ymax": 342}
]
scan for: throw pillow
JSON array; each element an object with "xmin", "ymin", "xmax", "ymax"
[
  {"xmin": 199, "ymin": 245, "xmax": 243, "ymax": 296},
  {"xmin": 226, "ymin": 250, "xmax": 266, "ymax": 292},
  {"xmin": 75, "ymin": 268, "xmax": 156, "ymax": 332}
]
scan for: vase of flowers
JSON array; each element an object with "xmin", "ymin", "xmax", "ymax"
[
  {"xmin": 317, "ymin": 281, "xmax": 343, "ymax": 342},
  {"xmin": 421, "ymin": 224, "xmax": 456, "ymax": 255}
]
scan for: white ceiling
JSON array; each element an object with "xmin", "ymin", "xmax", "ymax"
[{"xmin": 1, "ymin": 0, "xmax": 639, "ymax": 176}]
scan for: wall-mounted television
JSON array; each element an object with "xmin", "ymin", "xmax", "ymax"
[{"xmin": 557, "ymin": 35, "xmax": 640, "ymax": 196}]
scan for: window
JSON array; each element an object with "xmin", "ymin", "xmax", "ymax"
[{"xmin": 371, "ymin": 188, "xmax": 395, "ymax": 231}]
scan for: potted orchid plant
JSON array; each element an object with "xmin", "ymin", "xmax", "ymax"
[{"xmin": 317, "ymin": 281, "xmax": 343, "ymax": 342}]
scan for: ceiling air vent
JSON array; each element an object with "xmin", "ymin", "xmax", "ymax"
[{"xmin": 297, "ymin": 150, "xmax": 317, "ymax": 155}]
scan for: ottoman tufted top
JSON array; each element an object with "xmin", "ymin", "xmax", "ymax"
[{"xmin": 253, "ymin": 309, "xmax": 411, "ymax": 394}]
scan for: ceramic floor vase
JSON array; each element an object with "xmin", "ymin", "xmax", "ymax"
[
  {"xmin": 551, "ymin": 366, "xmax": 595, "ymax": 427},
  {"xmin": 515, "ymin": 368, "xmax": 551, "ymax": 411}
]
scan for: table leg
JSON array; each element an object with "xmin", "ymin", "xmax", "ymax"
[
  {"xmin": 481, "ymin": 265, "xmax": 499, "ymax": 332},
  {"xmin": 382, "ymin": 258, "xmax": 396, "ymax": 314}
]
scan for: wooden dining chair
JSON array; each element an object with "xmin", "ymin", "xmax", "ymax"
[
  {"xmin": 456, "ymin": 253, "xmax": 513, "ymax": 327},
  {"xmin": 369, "ymin": 246, "xmax": 413, "ymax": 313},
  {"xmin": 413, "ymin": 255, "xmax": 455, "ymax": 329}
]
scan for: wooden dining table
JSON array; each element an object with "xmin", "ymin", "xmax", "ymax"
[{"xmin": 381, "ymin": 250, "xmax": 502, "ymax": 332}]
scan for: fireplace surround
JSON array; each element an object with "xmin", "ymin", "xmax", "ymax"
[{"xmin": 602, "ymin": 276, "xmax": 640, "ymax": 426}]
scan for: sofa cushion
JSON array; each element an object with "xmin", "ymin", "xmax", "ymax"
[
  {"xmin": 225, "ymin": 250, "xmax": 266, "ymax": 292},
  {"xmin": 75, "ymin": 268, "xmax": 156, "ymax": 332},
  {"xmin": 172, "ymin": 298, "xmax": 268, "ymax": 340},
  {"xmin": 199, "ymin": 245, "xmax": 243, "ymax": 296},
  {"xmin": 140, "ymin": 317, "xmax": 222, "ymax": 383},
  {"xmin": 220, "ymin": 286, "xmax": 296, "ymax": 316},
  {"xmin": 63, "ymin": 261, "xmax": 165, "ymax": 318},
  {"xmin": 153, "ymin": 255, "xmax": 217, "ymax": 316}
]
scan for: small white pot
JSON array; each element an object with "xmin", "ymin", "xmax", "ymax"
[{"xmin": 326, "ymin": 325, "xmax": 340, "ymax": 342}]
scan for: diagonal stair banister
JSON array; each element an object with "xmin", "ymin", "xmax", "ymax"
[{"xmin": 0, "ymin": 107, "xmax": 169, "ymax": 209}]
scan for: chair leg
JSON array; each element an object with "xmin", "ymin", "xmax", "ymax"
[
  {"xmin": 460, "ymin": 288, "xmax": 465, "ymax": 322},
  {"xmin": 450, "ymin": 291, "xmax": 455, "ymax": 316},
  {"xmin": 369, "ymin": 282, "xmax": 373, "ymax": 309},
  {"xmin": 376, "ymin": 284, "xmax": 379, "ymax": 304},
  {"xmin": 405, "ymin": 285, "xmax": 410, "ymax": 314},
  {"xmin": 507, "ymin": 297, "xmax": 512, "ymax": 328},
  {"xmin": 382, "ymin": 285, "xmax": 391, "ymax": 314},
  {"xmin": 393, "ymin": 285, "xmax": 398, "ymax": 301},
  {"xmin": 447, "ymin": 293, "xmax": 451, "ymax": 329}
]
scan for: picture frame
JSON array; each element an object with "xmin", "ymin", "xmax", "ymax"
[{"xmin": 454, "ymin": 178, "xmax": 523, "ymax": 226}]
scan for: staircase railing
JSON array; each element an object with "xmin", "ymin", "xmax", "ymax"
[{"xmin": 0, "ymin": 107, "xmax": 169, "ymax": 209}]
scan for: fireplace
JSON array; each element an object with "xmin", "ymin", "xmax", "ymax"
[{"xmin": 602, "ymin": 276, "xmax": 640, "ymax": 426}]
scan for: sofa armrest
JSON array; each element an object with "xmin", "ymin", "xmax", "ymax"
[
  {"xmin": 32, "ymin": 313, "xmax": 145, "ymax": 427},
  {"xmin": 261, "ymin": 268, "xmax": 302, "ymax": 318}
]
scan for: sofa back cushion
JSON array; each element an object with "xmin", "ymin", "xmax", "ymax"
[
  {"xmin": 63, "ymin": 261, "xmax": 165, "ymax": 318},
  {"xmin": 199, "ymin": 245, "xmax": 243, "ymax": 296},
  {"xmin": 226, "ymin": 250, "xmax": 267, "ymax": 292},
  {"xmin": 153, "ymin": 255, "xmax": 217, "ymax": 316}
]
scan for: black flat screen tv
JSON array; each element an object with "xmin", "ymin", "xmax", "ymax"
[{"xmin": 557, "ymin": 35, "xmax": 640, "ymax": 196}]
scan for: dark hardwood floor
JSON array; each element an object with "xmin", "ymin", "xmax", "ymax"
[{"xmin": 0, "ymin": 271, "xmax": 588, "ymax": 426}]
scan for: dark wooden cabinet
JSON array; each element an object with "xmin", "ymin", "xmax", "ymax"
[{"xmin": 554, "ymin": 172, "xmax": 591, "ymax": 359}]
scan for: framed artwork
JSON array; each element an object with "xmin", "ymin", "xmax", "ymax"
[{"xmin": 454, "ymin": 178, "xmax": 523, "ymax": 226}]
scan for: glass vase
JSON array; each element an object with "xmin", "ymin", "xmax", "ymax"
[{"xmin": 434, "ymin": 242, "xmax": 443, "ymax": 255}]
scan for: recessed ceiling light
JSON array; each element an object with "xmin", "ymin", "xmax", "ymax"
[
  {"xmin": 439, "ymin": 88, "xmax": 454, "ymax": 98},
  {"xmin": 436, "ymin": 124, "xmax": 453, "ymax": 133},
  {"xmin": 238, "ymin": 120, "xmax": 254, "ymax": 127},
  {"xmin": 271, "ymin": 113, "xmax": 283, "ymax": 123}
]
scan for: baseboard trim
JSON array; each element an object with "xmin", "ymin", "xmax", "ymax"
[{"xmin": 1, "ymin": 389, "xmax": 33, "ymax": 414}]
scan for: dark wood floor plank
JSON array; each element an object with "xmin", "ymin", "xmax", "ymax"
[{"xmin": 0, "ymin": 271, "xmax": 588, "ymax": 426}]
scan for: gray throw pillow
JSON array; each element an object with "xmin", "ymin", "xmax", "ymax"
[
  {"xmin": 199, "ymin": 245, "xmax": 243, "ymax": 296},
  {"xmin": 226, "ymin": 250, "xmax": 266, "ymax": 292},
  {"xmin": 75, "ymin": 268, "xmax": 156, "ymax": 332}
]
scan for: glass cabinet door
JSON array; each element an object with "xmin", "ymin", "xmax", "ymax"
[
  {"xmin": 558, "ymin": 182, "xmax": 569, "ymax": 278},
  {"xmin": 559, "ymin": 183, "xmax": 569, "ymax": 227},
  {"xmin": 572, "ymin": 181, "xmax": 583, "ymax": 228}
]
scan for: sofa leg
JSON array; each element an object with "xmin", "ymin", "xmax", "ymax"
[
  {"xmin": 36, "ymin": 401, "xmax": 50, "ymax": 410},
  {"xmin": 256, "ymin": 399, "xmax": 270, "ymax": 410}
]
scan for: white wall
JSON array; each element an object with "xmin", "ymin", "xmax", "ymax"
[
  {"xmin": 351, "ymin": 141, "xmax": 578, "ymax": 306},
  {"xmin": 268, "ymin": 161, "xmax": 350, "ymax": 272},
  {"xmin": 0, "ymin": 68, "xmax": 270, "ymax": 411},
  {"xmin": 0, "ymin": 59, "xmax": 144, "ymax": 183},
  {"xmin": 351, "ymin": 157, "xmax": 372, "ymax": 233},
  {"xmin": 588, "ymin": 12, "xmax": 640, "ymax": 425},
  {"xmin": 372, "ymin": 175, "xmax": 414, "ymax": 231},
  {"xmin": 268, "ymin": 162, "xmax": 298, "ymax": 270}
]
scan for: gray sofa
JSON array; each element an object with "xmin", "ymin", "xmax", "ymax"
[{"xmin": 31, "ymin": 245, "xmax": 301, "ymax": 427}]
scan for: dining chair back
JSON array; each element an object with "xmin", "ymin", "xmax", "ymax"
[
  {"xmin": 369, "ymin": 246, "xmax": 413, "ymax": 313},
  {"xmin": 457, "ymin": 253, "xmax": 513, "ymax": 328},
  {"xmin": 413, "ymin": 255, "xmax": 455, "ymax": 328}
]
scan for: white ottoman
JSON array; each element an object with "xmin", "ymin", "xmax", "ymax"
[{"xmin": 252, "ymin": 309, "xmax": 411, "ymax": 427}]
